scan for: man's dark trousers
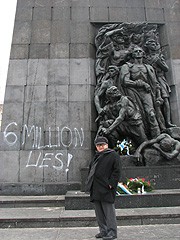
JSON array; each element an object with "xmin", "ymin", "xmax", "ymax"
[{"xmin": 94, "ymin": 200, "xmax": 117, "ymax": 238}]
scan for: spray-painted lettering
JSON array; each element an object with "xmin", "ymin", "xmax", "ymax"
[
  {"xmin": 3, "ymin": 122, "xmax": 84, "ymax": 172},
  {"xmin": 4, "ymin": 122, "xmax": 84, "ymax": 149}
]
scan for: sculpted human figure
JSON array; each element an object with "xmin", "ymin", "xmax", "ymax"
[
  {"xmin": 120, "ymin": 45, "xmax": 162, "ymax": 139},
  {"xmin": 144, "ymin": 39, "xmax": 176, "ymax": 128},
  {"xmin": 94, "ymin": 65, "xmax": 120, "ymax": 119},
  {"xmin": 95, "ymin": 26, "xmax": 128, "ymax": 84},
  {"xmin": 134, "ymin": 133, "xmax": 180, "ymax": 163},
  {"xmin": 98, "ymin": 86, "xmax": 147, "ymax": 147}
]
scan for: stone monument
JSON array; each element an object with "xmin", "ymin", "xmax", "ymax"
[{"xmin": 0, "ymin": 0, "xmax": 180, "ymax": 195}]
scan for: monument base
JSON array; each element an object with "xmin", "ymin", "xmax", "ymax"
[
  {"xmin": 0, "ymin": 182, "xmax": 81, "ymax": 196},
  {"xmin": 81, "ymin": 164, "xmax": 180, "ymax": 192}
]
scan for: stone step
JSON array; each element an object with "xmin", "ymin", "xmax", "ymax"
[
  {"xmin": 0, "ymin": 206, "xmax": 179, "ymax": 228},
  {"xmin": 0, "ymin": 195, "xmax": 65, "ymax": 208},
  {"xmin": 1, "ymin": 225, "xmax": 180, "ymax": 240},
  {"xmin": 65, "ymin": 189, "xmax": 180, "ymax": 210}
]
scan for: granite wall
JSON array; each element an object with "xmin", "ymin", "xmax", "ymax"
[{"xmin": 0, "ymin": 0, "xmax": 179, "ymax": 190}]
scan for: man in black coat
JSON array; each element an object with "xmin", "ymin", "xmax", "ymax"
[{"xmin": 86, "ymin": 136, "xmax": 121, "ymax": 240}]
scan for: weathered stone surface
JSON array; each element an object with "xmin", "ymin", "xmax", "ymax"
[
  {"xmin": 72, "ymin": 0, "xmax": 90, "ymax": 7},
  {"xmin": 4, "ymin": 86, "xmax": 24, "ymax": 103},
  {"xmin": 71, "ymin": 7, "xmax": 89, "ymax": 22},
  {"xmin": 43, "ymin": 149, "xmax": 68, "ymax": 182},
  {"xmin": 107, "ymin": 0, "xmax": 127, "ymax": 7},
  {"xmin": 0, "ymin": 132, "xmax": 20, "ymax": 151},
  {"xmin": 51, "ymin": 20, "xmax": 70, "ymax": 43},
  {"xmin": 127, "ymin": 7, "xmax": 146, "ymax": 22},
  {"xmin": 27, "ymin": 59, "xmax": 48, "ymax": 85},
  {"xmin": 68, "ymin": 102, "xmax": 92, "ymax": 131},
  {"xmin": 70, "ymin": 59, "xmax": 90, "ymax": 85},
  {"xmin": 29, "ymin": 44, "xmax": 50, "ymax": 58},
  {"xmin": 10, "ymin": 44, "xmax": 29, "ymax": 59},
  {"xmin": 70, "ymin": 22, "xmax": 90, "ymax": 43},
  {"xmin": 69, "ymin": 85, "xmax": 91, "ymax": 102},
  {"xmin": 127, "ymin": 0, "xmax": 145, "ymax": 8},
  {"xmin": 53, "ymin": 0, "xmax": 71, "ymax": 7},
  {"xmin": 109, "ymin": 7, "xmax": 128, "ymax": 22},
  {"xmin": 23, "ymin": 102, "xmax": 46, "ymax": 127},
  {"xmin": 12, "ymin": 21, "xmax": 31, "ymax": 44},
  {"xmin": 15, "ymin": 7, "xmax": 33, "ymax": 21},
  {"xmin": 25, "ymin": 86, "xmax": 47, "ymax": 102},
  {"xmin": 52, "ymin": 7, "xmax": 70, "ymax": 20},
  {"xmin": 1, "ymin": 103, "xmax": 24, "ymax": 132},
  {"xmin": 167, "ymin": 22, "xmax": 180, "ymax": 47},
  {"xmin": 31, "ymin": 20, "xmax": 51, "ymax": 43},
  {"xmin": 145, "ymin": 0, "xmax": 164, "ymax": 8},
  {"xmin": 33, "ymin": 7, "xmax": 52, "ymax": 20},
  {"xmin": 50, "ymin": 43, "xmax": 69, "ymax": 59},
  {"xmin": 45, "ymin": 101, "xmax": 69, "ymax": 130},
  {"xmin": 34, "ymin": 0, "xmax": 53, "ymax": 7},
  {"xmin": 145, "ymin": 8, "xmax": 165, "ymax": 22},
  {"xmin": 0, "ymin": 151, "xmax": 19, "ymax": 182},
  {"xmin": 6, "ymin": 60, "xmax": 28, "ymax": 85},
  {"xmin": 90, "ymin": 0, "xmax": 109, "ymax": 7},
  {"xmin": 70, "ymin": 43, "xmax": 95, "ymax": 59},
  {"xmin": 48, "ymin": 59, "xmax": 69, "ymax": 85},
  {"xmin": 17, "ymin": 0, "xmax": 35, "ymax": 8},
  {"xmin": 90, "ymin": 7, "xmax": 109, "ymax": 22},
  {"xmin": 67, "ymin": 149, "xmax": 93, "ymax": 182},
  {"xmin": 19, "ymin": 150, "xmax": 44, "ymax": 182},
  {"xmin": 47, "ymin": 85, "xmax": 68, "ymax": 102}
]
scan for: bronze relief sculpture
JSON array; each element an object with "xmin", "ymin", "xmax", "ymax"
[{"xmin": 94, "ymin": 23, "xmax": 179, "ymax": 165}]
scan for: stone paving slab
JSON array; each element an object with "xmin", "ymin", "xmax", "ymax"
[{"xmin": 0, "ymin": 224, "xmax": 180, "ymax": 240}]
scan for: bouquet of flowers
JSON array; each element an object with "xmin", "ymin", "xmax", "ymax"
[
  {"xmin": 113, "ymin": 139, "xmax": 136, "ymax": 155},
  {"xmin": 126, "ymin": 177, "xmax": 153, "ymax": 193},
  {"xmin": 116, "ymin": 177, "xmax": 153, "ymax": 195}
]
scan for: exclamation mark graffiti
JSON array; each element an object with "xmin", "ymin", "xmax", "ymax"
[
  {"xmin": 66, "ymin": 153, "xmax": 73, "ymax": 182},
  {"xmin": 66, "ymin": 153, "xmax": 73, "ymax": 173}
]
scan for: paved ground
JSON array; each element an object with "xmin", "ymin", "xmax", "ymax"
[{"xmin": 0, "ymin": 224, "xmax": 180, "ymax": 240}]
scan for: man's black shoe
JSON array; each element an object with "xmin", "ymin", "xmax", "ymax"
[
  {"xmin": 103, "ymin": 236, "xmax": 117, "ymax": 240},
  {"xmin": 95, "ymin": 233, "xmax": 106, "ymax": 238}
]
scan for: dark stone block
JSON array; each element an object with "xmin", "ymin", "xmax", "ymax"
[
  {"xmin": 81, "ymin": 164, "xmax": 180, "ymax": 192},
  {"xmin": 29, "ymin": 44, "xmax": 50, "ymax": 58},
  {"xmin": 65, "ymin": 190, "xmax": 180, "ymax": 210}
]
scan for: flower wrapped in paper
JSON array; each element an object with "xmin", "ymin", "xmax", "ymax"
[{"xmin": 116, "ymin": 177, "xmax": 153, "ymax": 195}]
